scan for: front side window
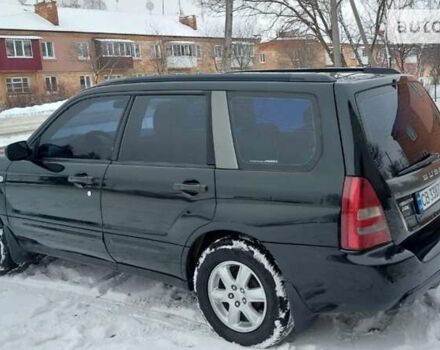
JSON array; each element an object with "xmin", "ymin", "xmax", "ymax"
[
  {"xmin": 6, "ymin": 39, "xmax": 33, "ymax": 58},
  {"xmin": 6, "ymin": 77, "xmax": 30, "ymax": 94},
  {"xmin": 228, "ymin": 92, "xmax": 319, "ymax": 170},
  {"xmin": 119, "ymin": 95, "xmax": 209, "ymax": 166},
  {"xmin": 38, "ymin": 96, "xmax": 129, "ymax": 160},
  {"xmin": 41, "ymin": 41, "xmax": 55, "ymax": 59}
]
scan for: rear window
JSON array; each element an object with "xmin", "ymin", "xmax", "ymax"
[
  {"xmin": 356, "ymin": 77, "xmax": 440, "ymax": 179},
  {"xmin": 228, "ymin": 92, "xmax": 319, "ymax": 170}
]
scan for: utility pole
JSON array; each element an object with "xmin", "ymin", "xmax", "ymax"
[
  {"xmin": 330, "ymin": 0, "xmax": 342, "ymax": 67},
  {"xmin": 222, "ymin": 0, "xmax": 233, "ymax": 72},
  {"xmin": 349, "ymin": 0, "xmax": 376, "ymax": 66}
]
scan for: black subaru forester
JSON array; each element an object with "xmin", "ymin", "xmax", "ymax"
[{"xmin": 1, "ymin": 68, "xmax": 440, "ymax": 347}]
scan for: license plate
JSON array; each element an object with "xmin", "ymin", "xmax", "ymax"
[{"xmin": 415, "ymin": 181, "xmax": 440, "ymax": 212}]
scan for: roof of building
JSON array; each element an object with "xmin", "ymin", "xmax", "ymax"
[{"xmin": 0, "ymin": 2, "xmax": 222, "ymax": 38}]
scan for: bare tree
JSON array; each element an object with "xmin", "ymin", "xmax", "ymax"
[
  {"xmin": 147, "ymin": 40, "xmax": 169, "ymax": 75},
  {"xmin": 230, "ymin": 0, "xmax": 348, "ymax": 66},
  {"xmin": 59, "ymin": 0, "xmax": 81, "ymax": 8},
  {"xmin": 419, "ymin": 45, "xmax": 440, "ymax": 100},
  {"xmin": 222, "ymin": 0, "xmax": 234, "ymax": 71},
  {"xmin": 277, "ymin": 38, "xmax": 322, "ymax": 68},
  {"xmin": 83, "ymin": 0, "xmax": 107, "ymax": 10}
]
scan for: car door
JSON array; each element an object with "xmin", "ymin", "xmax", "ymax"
[
  {"xmin": 5, "ymin": 95, "xmax": 130, "ymax": 260},
  {"xmin": 101, "ymin": 93, "xmax": 216, "ymax": 277}
]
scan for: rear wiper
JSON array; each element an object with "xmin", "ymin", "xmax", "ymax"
[{"xmin": 397, "ymin": 153, "xmax": 440, "ymax": 176}]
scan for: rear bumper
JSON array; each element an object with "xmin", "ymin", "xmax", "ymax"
[{"xmin": 265, "ymin": 241, "xmax": 440, "ymax": 314}]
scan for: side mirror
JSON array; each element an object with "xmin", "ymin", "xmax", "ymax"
[{"xmin": 5, "ymin": 141, "xmax": 32, "ymax": 161}]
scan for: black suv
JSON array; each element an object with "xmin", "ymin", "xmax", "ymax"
[{"xmin": 2, "ymin": 68, "xmax": 440, "ymax": 347}]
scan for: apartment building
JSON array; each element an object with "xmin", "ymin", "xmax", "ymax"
[{"xmin": 0, "ymin": 0, "xmax": 257, "ymax": 109}]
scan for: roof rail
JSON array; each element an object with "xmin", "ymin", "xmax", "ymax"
[
  {"xmin": 233, "ymin": 67, "xmax": 401, "ymax": 75},
  {"xmin": 95, "ymin": 72, "xmax": 336, "ymax": 87}
]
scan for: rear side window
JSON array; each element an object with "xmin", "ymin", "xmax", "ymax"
[
  {"xmin": 119, "ymin": 95, "xmax": 209, "ymax": 166},
  {"xmin": 228, "ymin": 92, "xmax": 319, "ymax": 170},
  {"xmin": 38, "ymin": 96, "xmax": 129, "ymax": 160}
]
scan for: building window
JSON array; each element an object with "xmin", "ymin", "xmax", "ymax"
[
  {"xmin": 6, "ymin": 77, "xmax": 30, "ymax": 94},
  {"xmin": 232, "ymin": 42, "xmax": 254, "ymax": 58},
  {"xmin": 259, "ymin": 53, "xmax": 267, "ymax": 64},
  {"xmin": 41, "ymin": 41, "xmax": 55, "ymax": 59},
  {"xmin": 167, "ymin": 43, "xmax": 200, "ymax": 57},
  {"xmin": 80, "ymin": 75, "xmax": 93, "ymax": 89},
  {"xmin": 45, "ymin": 76, "xmax": 58, "ymax": 94},
  {"xmin": 6, "ymin": 39, "xmax": 33, "ymax": 58},
  {"xmin": 132, "ymin": 43, "xmax": 141, "ymax": 59},
  {"xmin": 101, "ymin": 41, "xmax": 133, "ymax": 57},
  {"xmin": 104, "ymin": 75, "xmax": 122, "ymax": 81},
  {"xmin": 152, "ymin": 44, "xmax": 162, "ymax": 58},
  {"xmin": 214, "ymin": 45, "xmax": 223, "ymax": 59},
  {"xmin": 77, "ymin": 42, "xmax": 90, "ymax": 60}
]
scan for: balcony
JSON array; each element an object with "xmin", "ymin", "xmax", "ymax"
[
  {"xmin": 94, "ymin": 39, "xmax": 135, "ymax": 70},
  {"xmin": 97, "ymin": 56, "xmax": 133, "ymax": 70},
  {"xmin": 0, "ymin": 36, "xmax": 43, "ymax": 72},
  {"xmin": 166, "ymin": 56, "xmax": 198, "ymax": 69}
]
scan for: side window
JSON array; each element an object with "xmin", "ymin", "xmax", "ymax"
[
  {"xmin": 38, "ymin": 96, "xmax": 129, "ymax": 160},
  {"xmin": 119, "ymin": 95, "xmax": 209, "ymax": 166},
  {"xmin": 228, "ymin": 92, "xmax": 319, "ymax": 170}
]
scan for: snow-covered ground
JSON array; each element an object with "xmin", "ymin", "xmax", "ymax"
[
  {"xmin": 1, "ymin": 257, "xmax": 440, "ymax": 350},
  {"xmin": 0, "ymin": 100, "xmax": 65, "ymax": 120},
  {"xmin": 0, "ymin": 100, "xmax": 64, "ymax": 149}
]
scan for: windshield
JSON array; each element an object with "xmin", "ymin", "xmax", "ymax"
[{"xmin": 356, "ymin": 77, "xmax": 440, "ymax": 179}]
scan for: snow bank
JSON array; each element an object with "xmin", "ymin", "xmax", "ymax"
[{"xmin": 0, "ymin": 100, "xmax": 66, "ymax": 120}]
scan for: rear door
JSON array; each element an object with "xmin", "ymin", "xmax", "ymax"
[
  {"xmin": 355, "ymin": 76, "xmax": 440, "ymax": 244},
  {"xmin": 5, "ymin": 95, "xmax": 129, "ymax": 260},
  {"xmin": 101, "ymin": 92, "xmax": 216, "ymax": 277}
]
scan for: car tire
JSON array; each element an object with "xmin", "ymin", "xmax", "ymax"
[
  {"xmin": 0, "ymin": 227, "xmax": 17, "ymax": 274},
  {"xmin": 194, "ymin": 238, "xmax": 294, "ymax": 348}
]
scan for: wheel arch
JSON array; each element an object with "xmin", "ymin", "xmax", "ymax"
[{"xmin": 184, "ymin": 227, "xmax": 281, "ymax": 291}]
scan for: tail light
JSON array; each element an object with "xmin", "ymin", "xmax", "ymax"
[{"xmin": 341, "ymin": 176, "xmax": 391, "ymax": 251}]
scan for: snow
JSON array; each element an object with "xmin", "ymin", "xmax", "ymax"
[
  {"xmin": 0, "ymin": 3, "xmax": 230, "ymax": 39},
  {"xmin": 0, "ymin": 133, "xmax": 32, "ymax": 148},
  {"xmin": 2, "ymin": 256, "xmax": 440, "ymax": 349},
  {"xmin": 0, "ymin": 100, "xmax": 66, "ymax": 120}
]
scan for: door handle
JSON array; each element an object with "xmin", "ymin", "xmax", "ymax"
[
  {"xmin": 173, "ymin": 181, "xmax": 208, "ymax": 195},
  {"xmin": 68, "ymin": 174, "xmax": 95, "ymax": 188}
]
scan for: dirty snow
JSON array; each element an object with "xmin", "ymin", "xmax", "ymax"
[{"xmin": 2, "ymin": 257, "xmax": 440, "ymax": 349}]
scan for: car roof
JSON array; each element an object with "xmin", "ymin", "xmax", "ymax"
[{"xmin": 96, "ymin": 67, "xmax": 400, "ymax": 88}]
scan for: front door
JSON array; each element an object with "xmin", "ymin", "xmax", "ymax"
[
  {"xmin": 6, "ymin": 95, "xmax": 130, "ymax": 260},
  {"xmin": 102, "ymin": 93, "xmax": 216, "ymax": 277}
]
